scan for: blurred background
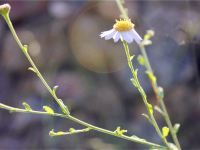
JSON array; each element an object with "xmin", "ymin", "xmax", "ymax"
[{"xmin": 0, "ymin": 0, "xmax": 200, "ymax": 149}]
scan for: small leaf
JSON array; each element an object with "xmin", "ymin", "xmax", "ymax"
[
  {"xmin": 144, "ymin": 30, "xmax": 155, "ymax": 40},
  {"xmin": 158, "ymin": 86, "xmax": 164, "ymax": 99},
  {"xmin": 130, "ymin": 78, "xmax": 137, "ymax": 87},
  {"xmin": 137, "ymin": 55, "xmax": 145, "ymax": 66},
  {"xmin": 52, "ymin": 85, "xmax": 59, "ymax": 97},
  {"xmin": 43, "ymin": 106, "xmax": 54, "ymax": 114},
  {"xmin": 28, "ymin": 67, "xmax": 37, "ymax": 73},
  {"xmin": 154, "ymin": 105, "xmax": 164, "ymax": 116},
  {"xmin": 147, "ymin": 103, "xmax": 153, "ymax": 115},
  {"xmin": 142, "ymin": 39, "xmax": 152, "ymax": 46},
  {"xmin": 131, "ymin": 135, "xmax": 147, "ymax": 142},
  {"xmin": 69, "ymin": 128, "xmax": 76, "ymax": 133},
  {"xmin": 114, "ymin": 126, "xmax": 127, "ymax": 136},
  {"xmin": 173, "ymin": 123, "xmax": 180, "ymax": 134},
  {"xmin": 147, "ymin": 30, "xmax": 155, "ymax": 37},
  {"xmin": 23, "ymin": 45, "xmax": 28, "ymax": 53},
  {"xmin": 141, "ymin": 113, "xmax": 152, "ymax": 124},
  {"xmin": 144, "ymin": 34, "xmax": 151, "ymax": 40},
  {"xmin": 59, "ymin": 99, "xmax": 70, "ymax": 115},
  {"xmin": 146, "ymin": 71, "xmax": 156, "ymax": 84},
  {"xmin": 49, "ymin": 129, "xmax": 65, "ymax": 137},
  {"xmin": 22, "ymin": 102, "xmax": 32, "ymax": 111},
  {"xmin": 130, "ymin": 55, "xmax": 135, "ymax": 61},
  {"xmin": 162, "ymin": 126, "xmax": 169, "ymax": 137},
  {"xmin": 134, "ymin": 69, "xmax": 138, "ymax": 76}
]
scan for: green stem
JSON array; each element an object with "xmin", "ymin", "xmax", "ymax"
[
  {"xmin": 139, "ymin": 45, "xmax": 181, "ymax": 150},
  {"xmin": 115, "ymin": 0, "xmax": 181, "ymax": 149},
  {"xmin": 122, "ymin": 41, "xmax": 169, "ymax": 148},
  {"xmin": 0, "ymin": 9, "xmax": 165, "ymax": 149},
  {"xmin": 139, "ymin": 45, "xmax": 153, "ymax": 73},
  {"xmin": 3, "ymin": 13, "xmax": 69, "ymax": 115},
  {"xmin": 115, "ymin": 0, "xmax": 129, "ymax": 19},
  {"xmin": 0, "ymin": 103, "xmax": 164, "ymax": 148}
]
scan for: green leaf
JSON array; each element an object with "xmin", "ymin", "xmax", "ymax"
[
  {"xmin": 52, "ymin": 85, "xmax": 59, "ymax": 96},
  {"xmin": 114, "ymin": 126, "xmax": 127, "ymax": 136},
  {"xmin": 43, "ymin": 106, "xmax": 54, "ymax": 114},
  {"xmin": 144, "ymin": 34, "xmax": 151, "ymax": 40},
  {"xmin": 147, "ymin": 103, "xmax": 153, "ymax": 115},
  {"xmin": 49, "ymin": 129, "xmax": 65, "ymax": 137},
  {"xmin": 137, "ymin": 55, "xmax": 145, "ymax": 66},
  {"xmin": 134, "ymin": 69, "xmax": 138, "ymax": 76},
  {"xmin": 22, "ymin": 102, "xmax": 32, "ymax": 111},
  {"xmin": 130, "ymin": 55, "xmax": 134, "ymax": 61},
  {"xmin": 23, "ymin": 45, "xmax": 28, "ymax": 53},
  {"xmin": 141, "ymin": 113, "xmax": 152, "ymax": 124},
  {"xmin": 146, "ymin": 71, "xmax": 156, "ymax": 84},
  {"xmin": 69, "ymin": 128, "xmax": 76, "ymax": 133},
  {"xmin": 130, "ymin": 135, "xmax": 147, "ymax": 142},
  {"xmin": 142, "ymin": 30, "xmax": 155, "ymax": 46},
  {"xmin": 158, "ymin": 86, "xmax": 164, "ymax": 99},
  {"xmin": 173, "ymin": 123, "xmax": 180, "ymax": 134},
  {"xmin": 142, "ymin": 39, "xmax": 152, "ymax": 46},
  {"xmin": 130, "ymin": 78, "xmax": 137, "ymax": 87},
  {"xmin": 144, "ymin": 30, "xmax": 155, "ymax": 40},
  {"xmin": 28, "ymin": 67, "xmax": 37, "ymax": 73},
  {"xmin": 162, "ymin": 126, "xmax": 169, "ymax": 137},
  {"xmin": 49, "ymin": 128, "xmax": 90, "ymax": 137},
  {"xmin": 154, "ymin": 105, "xmax": 164, "ymax": 116},
  {"xmin": 52, "ymin": 86, "xmax": 70, "ymax": 115},
  {"xmin": 147, "ymin": 30, "xmax": 155, "ymax": 37},
  {"xmin": 59, "ymin": 99, "xmax": 70, "ymax": 115}
]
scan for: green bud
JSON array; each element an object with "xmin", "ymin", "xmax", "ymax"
[
  {"xmin": 147, "ymin": 103, "xmax": 153, "ymax": 115},
  {"xmin": 174, "ymin": 123, "xmax": 180, "ymax": 134},
  {"xmin": 0, "ymin": 4, "xmax": 11, "ymax": 16},
  {"xmin": 22, "ymin": 102, "xmax": 32, "ymax": 111},
  {"xmin": 43, "ymin": 106, "xmax": 54, "ymax": 114},
  {"xmin": 146, "ymin": 30, "xmax": 155, "ymax": 37},
  {"xmin": 162, "ymin": 126, "xmax": 169, "ymax": 137},
  {"xmin": 158, "ymin": 86, "xmax": 164, "ymax": 99},
  {"xmin": 137, "ymin": 55, "xmax": 145, "ymax": 66}
]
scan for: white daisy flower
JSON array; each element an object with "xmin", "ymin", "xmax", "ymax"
[{"xmin": 100, "ymin": 19, "xmax": 142, "ymax": 44}]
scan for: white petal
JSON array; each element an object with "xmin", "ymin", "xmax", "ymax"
[
  {"xmin": 113, "ymin": 32, "xmax": 120, "ymax": 43},
  {"xmin": 100, "ymin": 29, "xmax": 115, "ymax": 38},
  {"xmin": 121, "ymin": 31, "xmax": 134, "ymax": 43},
  {"xmin": 131, "ymin": 29, "xmax": 142, "ymax": 44},
  {"xmin": 104, "ymin": 30, "xmax": 117, "ymax": 40}
]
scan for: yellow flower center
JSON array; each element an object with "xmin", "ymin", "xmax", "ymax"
[{"xmin": 113, "ymin": 19, "xmax": 134, "ymax": 32}]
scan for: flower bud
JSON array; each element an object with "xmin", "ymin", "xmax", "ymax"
[{"xmin": 0, "ymin": 4, "xmax": 11, "ymax": 16}]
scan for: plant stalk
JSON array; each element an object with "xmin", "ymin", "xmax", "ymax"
[
  {"xmin": 0, "ymin": 103, "xmax": 164, "ymax": 148},
  {"xmin": 0, "ymin": 6, "xmax": 165, "ymax": 149},
  {"xmin": 122, "ymin": 41, "xmax": 169, "ymax": 148}
]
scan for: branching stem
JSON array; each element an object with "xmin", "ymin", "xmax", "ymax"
[
  {"xmin": 115, "ymin": 0, "xmax": 181, "ymax": 149},
  {"xmin": 122, "ymin": 41, "xmax": 169, "ymax": 148},
  {"xmin": 0, "ymin": 103, "xmax": 164, "ymax": 148},
  {"xmin": 0, "ymin": 5, "xmax": 165, "ymax": 149}
]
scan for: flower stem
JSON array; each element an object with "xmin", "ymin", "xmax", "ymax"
[
  {"xmin": 0, "ymin": 103, "xmax": 164, "ymax": 148},
  {"xmin": 0, "ymin": 6, "xmax": 165, "ymax": 149},
  {"xmin": 115, "ymin": 0, "xmax": 129, "ymax": 19},
  {"xmin": 139, "ymin": 45, "xmax": 182, "ymax": 150},
  {"xmin": 115, "ymin": 1, "xmax": 181, "ymax": 149},
  {"xmin": 2, "ymin": 13, "xmax": 69, "ymax": 115},
  {"xmin": 122, "ymin": 41, "xmax": 169, "ymax": 148}
]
